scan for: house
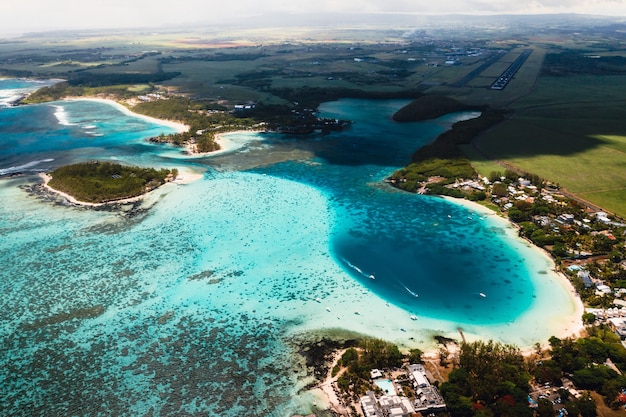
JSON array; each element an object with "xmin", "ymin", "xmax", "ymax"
[
  {"xmin": 577, "ymin": 270, "xmax": 593, "ymax": 288},
  {"xmin": 371, "ymin": 369, "xmax": 383, "ymax": 379},
  {"xmin": 556, "ymin": 214, "xmax": 575, "ymax": 224},
  {"xmin": 608, "ymin": 317, "xmax": 626, "ymax": 340}
]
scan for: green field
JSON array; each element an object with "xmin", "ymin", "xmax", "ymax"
[{"xmin": 472, "ymin": 75, "xmax": 626, "ymax": 217}]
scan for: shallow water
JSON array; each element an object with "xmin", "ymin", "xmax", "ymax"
[{"xmin": 0, "ymin": 81, "xmax": 578, "ymax": 416}]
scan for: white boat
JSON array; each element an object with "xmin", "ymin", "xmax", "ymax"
[
  {"xmin": 369, "ymin": 274, "xmax": 375, "ymax": 280},
  {"xmin": 410, "ymin": 315, "xmax": 417, "ymax": 320},
  {"xmin": 326, "ymin": 307, "xmax": 331, "ymax": 312},
  {"xmin": 315, "ymin": 298, "xmax": 322, "ymax": 303},
  {"xmin": 479, "ymin": 292, "xmax": 486, "ymax": 298}
]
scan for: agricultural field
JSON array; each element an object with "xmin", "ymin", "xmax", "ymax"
[{"xmin": 472, "ymin": 74, "xmax": 626, "ymax": 217}]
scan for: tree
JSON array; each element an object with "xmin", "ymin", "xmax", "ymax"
[
  {"xmin": 488, "ymin": 171, "xmax": 502, "ymax": 183},
  {"xmin": 536, "ymin": 398, "xmax": 556, "ymax": 417},
  {"xmin": 508, "ymin": 207, "xmax": 529, "ymax": 223},
  {"xmin": 577, "ymin": 393, "xmax": 597, "ymax": 417},
  {"xmin": 582, "ymin": 312, "xmax": 596, "ymax": 325},
  {"xmin": 552, "ymin": 242, "xmax": 569, "ymax": 258},
  {"xmin": 408, "ymin": 348, "xmax": 423, "ymax": 364},
  {"xmin": 491, "ymin": 182, "xmax": 508, "ymax": 198}
]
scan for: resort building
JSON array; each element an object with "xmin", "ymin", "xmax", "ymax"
[
  {"xmin": 407, "ymin": 364, "xmax": 447, "ymax": 413},
  {"xmin": 360, "ymin": 363, "xmax": 446, "ymax": 416},
  {"xmin": 608, "ymin": 317, "xmax": 626, "ymax": 340},
  {"xmin": 360, "ymin": 391, "xmax": 415, "ymax": 417}
]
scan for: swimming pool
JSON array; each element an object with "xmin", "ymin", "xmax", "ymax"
[{"xmin": 374, "ymin": 379, "xmax": 397, "ymax": 396}]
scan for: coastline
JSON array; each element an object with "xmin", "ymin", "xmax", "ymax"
[
  {"xmin": 61, "ymin": 97, "xmax": 263, "ymax": 157},
  {"xmin": 38, "ymin": 169, "xmax": 203, "ymax": 207},
  {"xmin": 186, "ymin": 130, "xmax": 265, "ymax": 157},
  {"xmin": 39, "ymin": 172, "xmax": 146, "ymax": 207},
  {"xmin": 441, "ymin": 195, "xmax": 585, "ymax": 342},
  {"xmin": 62, "ymin": 97, "xmax": 190, "ymax": 133}
]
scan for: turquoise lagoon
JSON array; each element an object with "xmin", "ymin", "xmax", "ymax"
[{"xmin": 0, "ymin": 80, "xmax": 580, "ymax": 416}]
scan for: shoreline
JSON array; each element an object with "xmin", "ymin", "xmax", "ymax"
[
  {"xmin": 62, "ymin": 97, "xmax": 190, "ymax": 133},
  {"xmin": 38, "ymin": 169, "xmax": 203, "ymax": 207},
  {"xmin": 39, "ymin": 172, "xmax": 149, "ymax": 207},
  {"xmin": 185, "ymin": 130, "xmax": 265, "ymax": 157},
  {"xmin": 441, "ymin": 195, "xmax": 585, "ymax": 342}
]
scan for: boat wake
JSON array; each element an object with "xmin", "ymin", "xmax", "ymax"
[
  {"xmin": 401, "ymin": 283, "xmax": 419, "ymax": 298},
  {"xmin": 342, "ymin": 258, "xmax": 376, "ymax": 280}
]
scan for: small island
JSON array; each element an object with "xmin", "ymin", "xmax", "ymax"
[{"xmin": 44, "ymin": 161, "xmax": 177, "ymax": 204}]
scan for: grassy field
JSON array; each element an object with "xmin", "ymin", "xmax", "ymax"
[{"xmin": 471, "ymin": 74, "xmax": 626, "ymax": 217}]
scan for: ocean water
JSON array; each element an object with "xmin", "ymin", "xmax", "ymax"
[{"xmin": 0, "ymin": 80, "xmax": 579, "ymax": 416}]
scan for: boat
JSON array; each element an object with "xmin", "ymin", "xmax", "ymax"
[
  {"xmin": 315, "ymin": 297, "xmax": 322, "ymax": 303},
  {"xmin": 326, "ymin": 307, "xmax": 331, "ymax": 312},
  {"xmin": 410, "ymin": 315, "xmax": 417, "ymax": 320},
  {"xmin": 400, "ymin": 328, "xmax": 406, "ymax": 332},
  {"xmin": 479, "ymin": 292, "xmax": 486, "ymax": 298},
  {"xmin": 369, "ymin": 274, "xmax": 375, "ymax": 280}
]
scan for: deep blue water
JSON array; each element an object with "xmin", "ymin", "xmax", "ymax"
[
  {"xmin": 0, "ymin": 80, "xmax": 575, "ymax": 416},
  {"xmin": 251, "ymin": 100, "xmax": 531, "ymax": 323}
]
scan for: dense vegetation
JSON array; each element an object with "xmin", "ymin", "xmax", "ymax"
[
  {"xmin": 392, "ymin": 95, "xmax": 479, "ymax": 122},
  {"xmin": 65, "ymin": 71, "xmax": 181, "ymax": 87},
  {"xmin": 541, "ymin": 52, "xmax": 626, "ymax": 76},
  {"xmin": 537, "ymin": 326, "xmax": 626, "ymax": 413},
  {"xmin": 24, "ymin": 81, "xmax": 142, "ymax": 103},
  {"xmin": 48, "ymin": 161, "xmax": 176, "ymax": 203},
  {"xmin": 389, "ymin": 108, "xmax": 507, "ymax": 198},
  {"xmin": 440, "ymin": 340, "xmax": 533, "ymax": 417},
  {"xmin": 135, "ymin": 97, "xmax": 260, "ymax": 152}
]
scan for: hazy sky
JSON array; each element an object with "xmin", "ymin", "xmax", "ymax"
[{"xmin": 1, "ymin": 0, "xmax": 625, "ymax": 35}]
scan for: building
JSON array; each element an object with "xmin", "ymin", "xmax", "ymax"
[
  {"xmin": 556, "ymin": 214, "xmax": 575, "ymax": 224},
  {"xmin": 360, "ymin": 391, "xmax": 416, "ymax": 417},
  {"xmin": 407, "ymin": 364, "xmax": 430, "ymax": 388},
  {"xmin": 608, "ymin": 317, "xmax": 626, "ymax": 340},
  {"xmin": 371, "ymin": 369, "xmax": 383, "ymax": 379},
  {"xmin": 360, "ymin": 364, "xmax": 446, "ymax": 416},
  {"xmin": 361, "ymin": 391, "xmax": 380, "ymax": 417},
  {"xmin": 407, "ymin": 364, "xmax": 447, "ymax": 413}
]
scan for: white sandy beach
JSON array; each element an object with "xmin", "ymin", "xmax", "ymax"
[
  {"xmin": 442, "ymin": 195, "xmax": 585, "ymax": 342},
  {"xmin": 62, "ymin": 97, "xmax": 190, "ymax": 133},
  {"xmin": 39, "ymin": 168, "xmax": 202, "ymax": 207},
  {"xmin": 185, "ymin": 129, "xmax": 265, "ymax": 157},
  {"xmin": 39, "ymin": 172, "xmax": 148, "ymax": 207}
]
